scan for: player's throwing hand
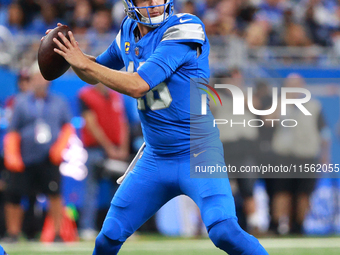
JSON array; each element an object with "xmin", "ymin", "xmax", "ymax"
[{"xmin": 53, "ymin": 31, "xmax": 89, "ymax": 70}]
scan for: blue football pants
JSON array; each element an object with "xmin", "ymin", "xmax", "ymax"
[{"xmin": 93, "ymin": 147, "xmax": 268, "ymax": 255}]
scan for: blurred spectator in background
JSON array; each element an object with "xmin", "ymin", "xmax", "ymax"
[
  {"xmin": 212, "ymin": 68, "xmax": 260, "ymax": 233},
  {"xmin": 91, "ymin": 0, "xmax": 112, "ymax": 12},
  {"xmin": 88, "ymin": 7, "xmax": 113, "ymax": 35},
  {"xmin": 3, "ymin": 63, "xmax": 74, "ymax": 242},
  {"xmin": 0, "ymin": 69, "xmax": 31, "ymax": 240},
  {"xmin": 201, "ymin": 0, "xmax": 219, "ymax": 35},
  {"xmin": 216, "ymin": 0, "xmax": 239, "ymax": 36},
  {"xmin": 78, "ymin": 83, "xmax": 129, "ymax": 240},
  {"xmin": 237, "ymin": 1, "xmax": 257, "ymax": 35},
  {"xmin": 27, "ymin": 3, "xmax": 63, "ymax": 35},
  {"xmin": 252, "ymin": 80, "xmax": 281, "ymax": 236},
  {"xmin": 204, "ymin": 0, "xmax": 239, "ymax": 36},
  {"xmin": 203, "ymin": 0, "xmax": 257, "ymax": 39},
  {"xmin": 303, "ymin": 0, "xmax": 335, "ymax": 47},
  {"xmin": 255, "ymin": 0, "xmax": 286, "ymax": 46},
  {"xmin": 283, "ymin": 7, "xmax": 311, "ymax": 47},
  {"xmin": 270, "ymin": 73, "xmax": 331, "ymax": 235},
  {"xmin": 1, "ymin": 0, "xmax": 340, "ymax": 69},
  {"xmin": 5, "ymin": 69, "xmax": 32, "ymax": 118},
  {"xmin": 53, "ymin": 0, "xmax": 77, "ymax": 27},
  {"xmin": 86, "ymin": 7, "xmax": 114, "ymax": 55},
  {"xmin": 253, "ymin": 80, "xmax": 277, "ymax": 168},
  {"xmin": 2, "ymin": 3, "xmax": 25, "ymax": 35},
  {"xmin": 281, "ymin": 7, "xmax": 315, "ymax": 64},
  {"xmin": 17, "ymin": 0, "xmax": 41, "ymax": 28},
  {"xmin": 245, "ymin": 20, "xmax": 269, "ymax": 48},
  {"xmin": 70, "ymin": 0, "xmax": 92, "ymax": 34},
  {"xmin": 3, "ymin": 68, "xmax": 40, "ymax": 240},
  {"xmin": 201, "ymin": 0, "xmax": 219, "ymax": 18},
  {"xmin": 180, "ymin": 1, "xmax": 197, "ymax": 16}
]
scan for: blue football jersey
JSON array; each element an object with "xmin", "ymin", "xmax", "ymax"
[{"xmin": 96, "ymin": 13, "xmax": 220, "ymax": 155}]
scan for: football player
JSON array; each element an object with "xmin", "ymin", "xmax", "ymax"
[{"xmin": 51, "ymin": 0, "xmax": 268, "ymax": 254}]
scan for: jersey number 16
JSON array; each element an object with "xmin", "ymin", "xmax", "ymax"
[{"xmin": 128, "ymin": 61, "xmax": 173, "ymax": 111}]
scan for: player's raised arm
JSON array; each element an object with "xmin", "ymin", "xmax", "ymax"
[
  {"xmin": 53, "ymin": 31, "xmax": 150, "ymax": 98},
  {"xmin": 71, "ymin": 53, "xmax": 99, "ymax": 85}
]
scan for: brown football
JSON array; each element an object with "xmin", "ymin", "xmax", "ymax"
[{"xmin": 38, "ymin": 25, "xmax": 71, "ymax": 81}]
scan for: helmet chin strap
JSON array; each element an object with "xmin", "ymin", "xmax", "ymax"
[{"xmin": 135, "ymin": 8, "xmax": 169, "ymax": 27}]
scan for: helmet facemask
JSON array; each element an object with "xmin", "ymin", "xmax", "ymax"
[{"xmin": 122, "ymin": 0, "xmax": 174, "ymax": 27}]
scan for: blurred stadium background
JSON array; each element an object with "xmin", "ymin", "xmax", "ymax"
[{"xmin": 1, "ymin": 0, "xmax": 340, "ymax": 254}]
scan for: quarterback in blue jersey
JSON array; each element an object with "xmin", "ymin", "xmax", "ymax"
[{"xmin": 51, "ymin": 0, "xmax": 268, "ymax": 254}]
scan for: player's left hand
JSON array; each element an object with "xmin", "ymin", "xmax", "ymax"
[{"xmin": 53, "ymin": 31, "xmax": 90, "ymax": 70}]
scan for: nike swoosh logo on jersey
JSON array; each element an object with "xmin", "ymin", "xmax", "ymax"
[
  {"xmin": 193, "ymin": 150, "xmax": 207, "ymax": 158},
  {"xmin": 180, "ymin": 18, "xmax": 192, "ymax": 23}
]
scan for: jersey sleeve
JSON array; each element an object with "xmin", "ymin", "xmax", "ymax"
[
  {"xmin": 96, "ymin": 30, "xmax": 125, "ymax": 70},
  {"xmin": 137, "ymin": 41, "xmax": 197, "ymax": 89}
]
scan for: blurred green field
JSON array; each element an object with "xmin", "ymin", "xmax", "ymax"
[{"xmin": 2, "ymin": 236, "xmax": 340, "ymax": 255}]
